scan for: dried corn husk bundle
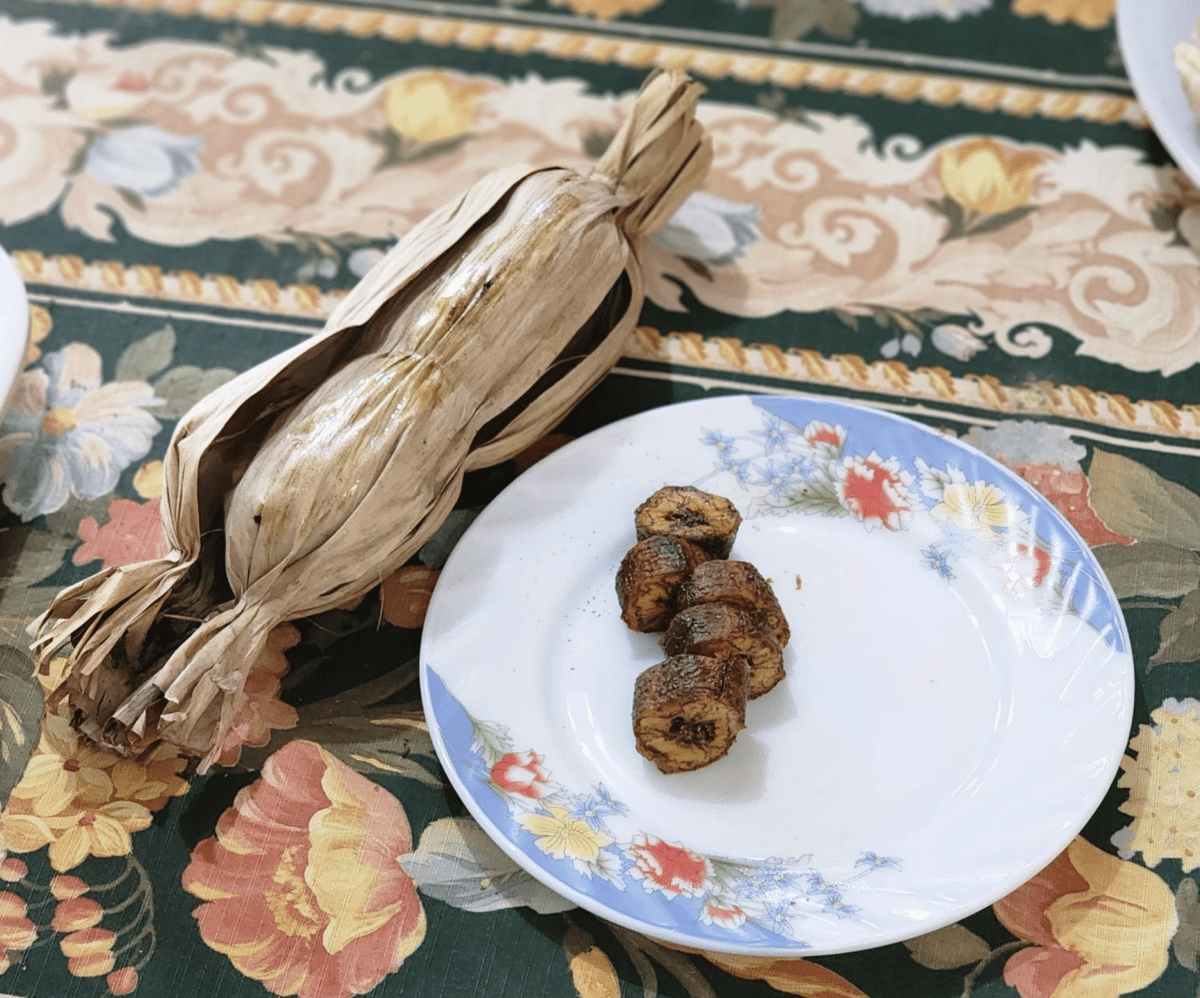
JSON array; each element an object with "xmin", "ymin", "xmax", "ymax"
[{"xmin": 32, "ymin": 69, "xmax": 712, "ymax": 770}]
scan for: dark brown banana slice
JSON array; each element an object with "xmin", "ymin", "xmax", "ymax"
[
  {"xmin": 662, "ymin": 602, "xmax": 784, "ymax": 699},
  {"xmin": 634, "ymin": 486, "xmax": 742, "ymax": 559},
  {"xmin": 616, "ymin": 535, "xmax": 710, "ymax": 632},
  {"xmin": 676, "ymin": 560, "xmax": 790, "ymax": 647},
  {"xmin": 633, "ymin": 654, "xmax": 748, "ymax": 774}
]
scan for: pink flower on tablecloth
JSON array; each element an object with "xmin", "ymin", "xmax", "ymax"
[
  {"xmin": 1010, "ymin": 462, "xmax": 1133, "ymax": 547},
  {"xmin": 627, "ymin": 834, "xmax": 712, "ymax": 899},
  {"xmin": 73, "ymin": 497, "xmax": 168, "ymax": 569},
  {"xmin": 214, "ymin": 624, "xmax": 300, "ymax": 768},
  {"xmin": 490, "ymin": 751, "xmax": 554, "ymax": 800},
  {"xmin": 993, "ymin": 837, "xmax": 1176, "ymax": 998},
  {"xmin": 182, "ymin": 740, "xmax": 426, "ymax": 998},
  {"xmin": 836, "ymin": 452, "xmax": 916, "ymax": 530}
]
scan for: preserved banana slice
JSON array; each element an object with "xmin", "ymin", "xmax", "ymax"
[
  {"xmin": 632, "ymin": 654, "xmax": 748, "ymax": 774},
  {"xmin": 616, "ymin": 535, "xmax": 710, "ymax": 632},
  {"xmin": 676, "ymin": 560, "xmax": 790, "ymax": 647},
  {"xmin": 634, "ymin": 486, "xmax": 742, "ymax": 559},
  {"xmin": 662, "ymin": 602, "xmax": 784, "ymax": 699}
]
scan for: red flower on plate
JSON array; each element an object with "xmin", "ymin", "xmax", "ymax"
[
  {"xmin": 627, "ymin": 834, "xmax": 712, "ymax": 898},
  {"xmin": 490, "ymin": 751, "xmax": 554, "ymax": 800},
  {"xmin": 837, "ymin": 452, "xmax": 916, "ymax": 531},
  {"xmin": 182, "ymin": 740, "xmax": 426, "ymax": 998}
]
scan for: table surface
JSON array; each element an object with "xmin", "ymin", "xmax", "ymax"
[{"xmin": 0, "ymin": 0, "xmax": 1198, "ymax": 996}]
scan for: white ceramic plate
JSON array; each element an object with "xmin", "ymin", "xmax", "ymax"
[
  {"xmin": 0, "ymin": 246, "xmax": 29, "ymax": 422},
  {"xmin": 420, "ymin": 395, "xmax": 1133, "ymax": 956},
  {"xmin": 1118, "ymin": 0, "xmax": 1200, "ymax": 187}
]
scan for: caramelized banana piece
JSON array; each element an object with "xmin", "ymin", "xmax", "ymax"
[
  {"xmin": 616, "ymin": 535, "xmax": 710, "ymax": 632},
  {"xmin": 634, "ymin": 486, "xmax": 742, "ymax": 559},
  {"xmin": 676, "ymin": 560, "xmax": 790, "ymax": 647},
  {"xmin": 662, "ymin": 602, "xmax": 784, "ymax": 699},
  {"xmin": 633, "ymin": 654, "xmax": 748, "ymax": 774}
]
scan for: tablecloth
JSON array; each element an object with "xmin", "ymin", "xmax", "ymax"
[{"xmin": 0, "ymin": 0, "xmax": 1196, "ymax": 995}]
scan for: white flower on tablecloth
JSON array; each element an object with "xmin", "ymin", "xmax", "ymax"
[
  {"xmin": 855, "ymin": 0, "xmax": 992, "ymax": 19},
  {"xmin": 930, "ymin": 322, "xmax": 987, "ymax": 360},
  {"xmin": 652, "ymin": 191, "xmax": 762, "ymax": 266},
  {"xmin": 347, "ymin": 247, "xmax": 387, "ymax": 278},
  {"xmin": 880, "ymin": 333, "xmax": 922, "ymax": 358},
  {"xmin": 0, "ymin": 344, "xmax": 161, "ymax": 521},
  {"xmin": 84, "ymin": 125, "xmax": 203, "ymax": 197},
  {"xmin": 64, "ymin": 69, "xmax": 154, "ymax": 119}
]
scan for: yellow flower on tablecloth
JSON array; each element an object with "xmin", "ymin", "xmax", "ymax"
[
  {"xmin": 24, "ymin": 304, "xmax": 52, "ymax": 369},
  {"xmin": 133, "ymin": 459, "xmax": 163, "ymax": 499},
  {"xmin": 1, "ymin": 711, "xmax": 188, "ymax": 870},
  {"xmin": 384, "ymin": 71, "xmax": 486, "ymax": 144},
  {"xmin": 930, "ymin": 481, "xmax": 1024, "ymax": 534},
  {"xmin": 938, "ymin": 137, "xmax": 1043, "ymax": 216},
  {"xmin": 547, "ymin": 0, "xmax": 665, "ymax": 17},
  {"xmin": 1010, "ymin": 0, "xmax": 1113, "ymax": 29},
  {"xmin": 1113, "ymin": 697, "xmax": 1200, "ymax": 871},
  {"xmin": 994, "ymin": 837, "xmax": 1176, "ymax": 998},
  {"xmin": 701, "ymin": 952, "xmax": 869, "ymax": 997},
  {"xmin": 517, "ymin": 806, "xmax": 613, "ymax": 862}
]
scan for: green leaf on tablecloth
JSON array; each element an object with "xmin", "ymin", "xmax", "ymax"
[
  {"xmin": 831, "ymin": 308, "xmax": 859, "ymax": 330},
  {"xmin": 399, "ymin": 817, "xmax": 576, "ymax": 914},
  {"xmin": 902, "ymin": 922, "xmax": 991, "ymax": 969},
  {"xmin": 151, "ymin": 365, "xmax": 237, "ymax": 419},
  {"xmin": 116, "ymin": 324, "xmax": 176, "ymax": 383},
  {"xmin": 1093, "ymin": 543, "xmax": 1200, "ymax": 600},
  {"xmin": 116, "ymin": 186, "xmax": 146, "ymax": 211},
  {"xmin": 965, "ymin": 204, "xmax": 1038, "ymax": 238},
  {"xmin": 0, "ymin": 640, "xmax": 43, "ymax": 808},
  {"xmin": 0, "ymin": 525, "xmax": 77, "ymax": 587},
  {"xmin": 1088, "ymin": 450, "xmax": 1200, "ymax": 550},
  {"xmin": 1174, "ymin": 877, "xmax": 1200, "ymax": 971},
  {"xmin": 1149, "ymin": 588, "xmax": 1200, "ymax": 667},
  {"xmin": 740, "ymin": 0, "xmax": 859, "ymax": 41}
]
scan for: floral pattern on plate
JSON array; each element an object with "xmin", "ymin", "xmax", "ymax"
[{"xmin": 426, "ymin": 670, "xmax": 902, "ymax": 945}]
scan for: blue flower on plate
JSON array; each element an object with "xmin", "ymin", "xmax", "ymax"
[
  {"xmin": 921, "ymin": 546, "xmax": 955, "ymax": 581},
  {"xmin": 751, "ymin": 413, "xmax": 791, "ymax": 456},
  {"xmin": 856, "ymin": 852, "xmax": 902, "ymax": 871},
  {"xmin": 569, "ymin": 785, "xmax": 626, "ymax": 831},
  {"xmin": 821, "ymin": 896, "xmax": 862, "ymax": 919},
  {"xmin": 762, "ymin": 900, "xmax": 796, "ymax": 936}
]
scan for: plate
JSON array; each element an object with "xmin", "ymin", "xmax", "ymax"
[
  {"xmin": 420, "ymin": 395, "xmax": 1133, "ymax": 956},
  {"xmin": 1118, "ymin": 0, "xmax": 1200, "ymax": 187},
  {"xmin": 0, "ymin": 246, "xmax": 29, "ymax": 422}
]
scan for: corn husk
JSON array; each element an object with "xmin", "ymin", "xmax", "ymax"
[{"xmin": 31, "ymin": 69, "xmax": 712, "ymax": 769}]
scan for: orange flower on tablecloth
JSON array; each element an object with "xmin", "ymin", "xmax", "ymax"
[
  {"xmin": 1009, "ymin": 462, "xmax": 1133, "ymax": 547},
  {"xmin": 73, "ymin": 496, "xmax": 168, "ymax": 569},
  {"xmin": 701, "ymin": 952, "xmax": 868, "ymax": 998},
  {"xmin": 0, "ymin": 890, "xmax": 37, "ymax": 973},
  {"xmin": 993, "ymin": 837, "xmax": 1176, "ymax": 998},
  {"xmin": 1010, "ymin": 0, "xmax": 1113, "ymax": 28},
  {"xmin": 214, "ymin": 622, "xmax": 300, "ymax": 768},
  {"xmin": 1, "ymin": 711, "xmax": 188, "ymax": 870},
  {"xmin": 939, "ymin": 137, "xmax": 1043, "ymax": 217},
  {"xmin": 182, "ymin": 740, "xmax": 426, "ymax": 998},
  {"xmin": 548, "ymin": 0, "xmax": 665, "ymax": 17},
  {"xmin": 380, "ymin": 566, "xmax": 440, "ymax": 629}
]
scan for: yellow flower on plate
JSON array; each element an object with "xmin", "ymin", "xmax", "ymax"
[
  {"xmin": 384, "ymin": 71, "xmax": 486, "ymax": 144},
  {"xmin": 1114, "ymin": 697, "xmax": 1200, "ymax": 871},
  {"xmin": 938, "ymin": 137, "xmax": 1043, "ymax": 216},
  {"xmin": 548, "ymin": 0, "xmax": 665, "ymax": 17},
  {"xmin": 931, "ymin": 481, "xmax": 1024, "ymax": 534},
  {"xmin": 1010, "ymin": 0, "xmax": 1113, "ymax": 29},
  {"xmin": 517, "ymin": 806, "xmax": 613, "ymax": 862}
]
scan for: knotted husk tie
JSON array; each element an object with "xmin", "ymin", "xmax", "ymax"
[{"xmin": 31, "ymin": 69, "xmax": 713, "ymax": 770}]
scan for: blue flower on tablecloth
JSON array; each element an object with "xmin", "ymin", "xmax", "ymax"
[
  {"xmin": 85, "ymin": 125, "xmax": 203, "ymax": 197},
  {"xmin": 652, "ymin": 191, "xmax": 762, "ymax": 266},
  {"xmin": 0, "ymin": 344, "xmax": 161, "ymax": 521},
  {"xmin": 855, "ymin": 0, "xmax": 991, "ymax": 20}
]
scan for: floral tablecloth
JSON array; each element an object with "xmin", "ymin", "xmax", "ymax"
[{"xmin": 0, "ymin": 0, "xmax": 1197, "ymax": 995}]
